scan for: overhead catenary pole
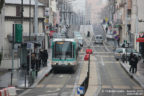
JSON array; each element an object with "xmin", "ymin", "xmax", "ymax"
[
  {"xmin": 34, "ymin": 0, "xmax": 39, "ymax": 36},
  {"xmin": 29, "ymin": 0, "xmax": 32, "ymax": 87},
  {"xmin": 29, "ymin": 0, "xmax": 32, "ymax": 41}
]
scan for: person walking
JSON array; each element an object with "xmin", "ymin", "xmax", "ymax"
[
  {"xmin": 133, "ymin": 54, "xmax": 138, "ymax": 73},
  {"xmin": 129, "ymin": 52, "xmax": 134, "ymax": 73},
  {"xmin": 87, "ymin": 31, "xmax": 90, "ymax": 37}
]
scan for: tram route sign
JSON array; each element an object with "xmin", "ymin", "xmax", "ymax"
[{"xmin": 77, "ymin": 86, "xmax": 84, "ymax": 95}]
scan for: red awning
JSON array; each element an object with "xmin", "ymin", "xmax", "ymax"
[{"xmin": 136, "ymin": 38, "xmax": 144, "ymax": 42}]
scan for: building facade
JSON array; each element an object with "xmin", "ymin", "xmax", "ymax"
[{"xmin": 4, "ymin": 0, "xmax": 45, "ymax": 58}]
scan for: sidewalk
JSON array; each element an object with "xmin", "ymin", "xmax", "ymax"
[
  {"xmin": 0, "ymin": 49, "xmax": 52, "ymax": 94},
  {"xmin": 120, "ymin": 59, "xmax": 144, "ymax": 88}
]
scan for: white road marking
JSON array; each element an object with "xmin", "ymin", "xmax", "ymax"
[
  {"xmin": 59, "ymin": 75, "xmax": 64, "ymax": 78},
  {"xmin": 101, "ymin": 56, "xmax": 105, "ymax": 66}
]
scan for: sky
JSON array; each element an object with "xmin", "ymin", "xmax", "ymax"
[
  {"xmin": 72, "ymin": 0, "xmax": 108, "ymax": 23},
  {"xmin": 72, "ymin": 0, "xmax": 107, "ymax": 12}
]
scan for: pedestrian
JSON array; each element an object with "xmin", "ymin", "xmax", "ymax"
[
  {"xmin": 42, "ymin": 50, "xmax": 48, "ymax": 67},
  {"xmin": 31, "ymin": 53, "xmax": 36, "ymax": 70},
  {"xmin": 129, "ymin": 52, "xmax": 134, "ymax": 73},
  {"xmin": 133, "ymin": 54, "xmax": 138, "ymax": 73},
  {"xmin": 105, "ymin": 27, "xmax": 108, "ymax": 33},
  {"xmin": 44, "ymin": 50, "xmax": 48, "ymax": 66},
  {"xmin": 39, "ymin": 49, "xmax": 43, "ymax": 68},
  {"xmin": 87, "ymin": 31, "xmax": 90, "ymax": 37},
  {"xmin": 121, "ymin": 54, "xmax": 126, "ymax": 63}
]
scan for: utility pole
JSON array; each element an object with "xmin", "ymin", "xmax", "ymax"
[
  {"xmin": 28, "ymin": 0, "xmax": 32, "ymax": 87},
  {"xmin": 34, "ymin": 0, "xmax": 39, "ymax": 36},
  {"xmin": 135, "ymin": 0, "xmax": 139, "ymax": 51}
]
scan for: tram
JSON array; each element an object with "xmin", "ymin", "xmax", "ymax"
[{"xmin": 51, "ymin": 38, "xmax": 78, "ymax": 72}]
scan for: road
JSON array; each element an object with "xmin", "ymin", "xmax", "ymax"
[
  {"xmin": 20, "ymin": 25, "xmax": 143, "ymax": 96},
  {"xmin": 92, "ymin": 24, "xmax": 143, "ymax": 96}
]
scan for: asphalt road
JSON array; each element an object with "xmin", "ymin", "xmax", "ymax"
[
  {"xmin": 20, "ymin": 25, "xmax": 143, "ymax": 96},
  {"xmin": 92, "ymin": 24, "xmax": 143, "ymax": 96}
]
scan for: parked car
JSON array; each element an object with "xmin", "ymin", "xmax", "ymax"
[
  {"xmin": 114, "ymin": 48, "xmax": 125, "ymax": 61},
  {"xmin": 95, "ymin": 35, "xmax": 103, "ymax": 44},
  {"xmin": 121, "ymin": 48, "xmax": 141, "ymax": 61},
  {"xmin": 114, "ymin": 48, "xmax": 141, "ymax": 61}
]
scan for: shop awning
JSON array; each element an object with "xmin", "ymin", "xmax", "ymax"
[{"xmin": 136, "ymin": 38, "xmax": 144, "ymax": 42}]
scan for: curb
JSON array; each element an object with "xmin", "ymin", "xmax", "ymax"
[
  {"xmin": 18, "ymin": 66, "xmax": 52, "ymax": 96},
  {"xmin": 120, "ymin": 61, "xmax": 144, "ymax": 89}
]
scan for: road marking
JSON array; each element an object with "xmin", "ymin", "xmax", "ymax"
[
  {"xmin": 102, "ymin": 85, "xmax": 112, "ymax": 88},
  {"xmin": 59, "ymin": 75, "xmax": 64, "ymax": 78},
  {"xmin": 103, "ymin": 61, "xmax": 119, "ymax": 64},
  {"xmin": 46, "ymin": 84, "xmax": 62, "ymax": 88},
  {"xmin": 36, "ymin": 84, "xmax": 44, "ymax": 88},
  {"xmin": 46, "ymin": 88, "xmax": 60, "ymax": 93},
  {"xmin": 101, "ymin": 56, "xmax": 105, "ymax": 66},
  {"xmin": 66, "ymin": 85, "xmax": 74, "ymax": 88},
  {"xmin": 113, "ymin": 85, "xmax": 130, "ymax": 89},
  {"xmin": 101, "ymin": 55, "xmax": 114, "ymax": 57},
  {"xmin": 38, "ymin": 93, "xmax": 58, "ymax": 96},
  {"xmin": 132, "ymin": 86, "xmax": 142, "ymax": 89}
]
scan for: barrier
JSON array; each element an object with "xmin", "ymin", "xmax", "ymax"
[
  {"xmin": 3, "ymin": 88, "xmax": 9, "ymax": 96},
  {"xmin": 0, "ymin": 87, "xmax": 16, "ymax": 96},
  {"xmin": 7, "ymin": 87, "xmax": 16, "ymax": 96},
  {"xmin": 0, "ymin": 90, "xmax": 4, "ymax": 96}
]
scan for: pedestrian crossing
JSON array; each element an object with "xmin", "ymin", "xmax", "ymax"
[
  {"xmin": 36, "ymin": 84, "xmax": 74, "ymax": 89},
  {"xmin": 36, "ymin": 84, "xmax": 143, "ymax": 93},
  {"xmin": 101, "ymin": 85, "xmax": 142, "ymax": 89}
]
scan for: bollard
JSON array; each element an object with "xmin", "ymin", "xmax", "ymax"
[{"xmin": 7, "ymin": 87, "xmax": 17, "ymax": 96}]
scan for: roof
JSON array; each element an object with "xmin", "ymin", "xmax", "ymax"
[{"xmin": 5, "ymin": 0, "xmax": 44, "ymax": 6}]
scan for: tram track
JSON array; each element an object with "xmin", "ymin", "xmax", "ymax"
[{"xmin": 29, "ymin": 54, "xmax": 85, "ymax": 96}]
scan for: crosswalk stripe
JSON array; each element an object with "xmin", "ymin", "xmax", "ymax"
[
  {"xmin": 46, "ymin": 84, "xmax": 62, "ymax": 88},
  {"xmin": 113, "ymin": 85, "xmax": 130, "ymax": 89},
  {"xmin": 103, "ymin": 62, "xmax": 119, "ymax": 64},
  {"xmin": 102, "ymin": 85, "xmax": 112, "ymax": 88},
  {"xmin": 132, "ymin": 86, "xmax": 142, "ymax": 89},
  {"xmin": 36, "ymin": 84, "xmax": 44, "ymax": 88},
  {"xmin": 66, "ymin": 85, "xmax": 74, "ymax": 88}
]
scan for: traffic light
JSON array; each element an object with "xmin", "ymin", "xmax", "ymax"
[{"xmin": 15, "ymin": 24, "xmax": 22, "ymax": 43}]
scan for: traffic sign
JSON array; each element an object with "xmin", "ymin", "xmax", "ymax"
[
  {"xmin": 27, "ymin": 43, "xmax": 34, "ymax": 50},
  {"xmin": 77, "ymin": 86, "xmax": 84, "ymax": 95}
]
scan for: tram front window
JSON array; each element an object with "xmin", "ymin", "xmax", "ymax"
[{"xmin": 54, "ymin": 41, "xmax": 74, "ymax": 59}]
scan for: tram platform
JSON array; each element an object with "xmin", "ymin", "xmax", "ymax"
[
  {"xmin": 75, "ymin": 55, "xmax": 100, "ymax": 96},
  {"xmin": 0, "ymin": 49, "xmax": 52, "ymax": 95}
]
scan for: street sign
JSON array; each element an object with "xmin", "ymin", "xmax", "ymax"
[
  {"xmin": 14, "ymin": 24, "xmax": 23, "ymax": 43},
  {"xmin": 77, "ymin": 86, "xmax": 84, "ymax": 95},
  {"xmin": 27, "ymin": 43, "xmax": 34, "ymax": 50}
]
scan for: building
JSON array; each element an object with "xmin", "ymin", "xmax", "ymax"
[
  {"xmin": 131, "ymin": 0, "xmax": 144, "ymax": 53},
  {"xmin": 0, "ymin": 0, "xmax": 45, "ymax": 69},
  {"xmin": 0, "ymin": 2, "xmax": 4, "ymax": 53}
]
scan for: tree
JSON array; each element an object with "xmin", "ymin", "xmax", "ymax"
[{"xmin": 0, "ymin": 0, "xmax": 4, "ymax": 14}]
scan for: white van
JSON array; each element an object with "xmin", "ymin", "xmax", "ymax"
[{"xmin": 95, "ymin": 35, "xmax": 103, "ymax": 44}]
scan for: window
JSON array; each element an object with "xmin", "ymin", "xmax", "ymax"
[{"xmin": 16, "ymin": 6, "xmax": 21, "ymax": 17}]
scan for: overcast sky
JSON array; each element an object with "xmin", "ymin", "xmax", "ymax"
[{"xmin": 72, "ymin": 0, "xmax": 107, "ymax": 13}]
